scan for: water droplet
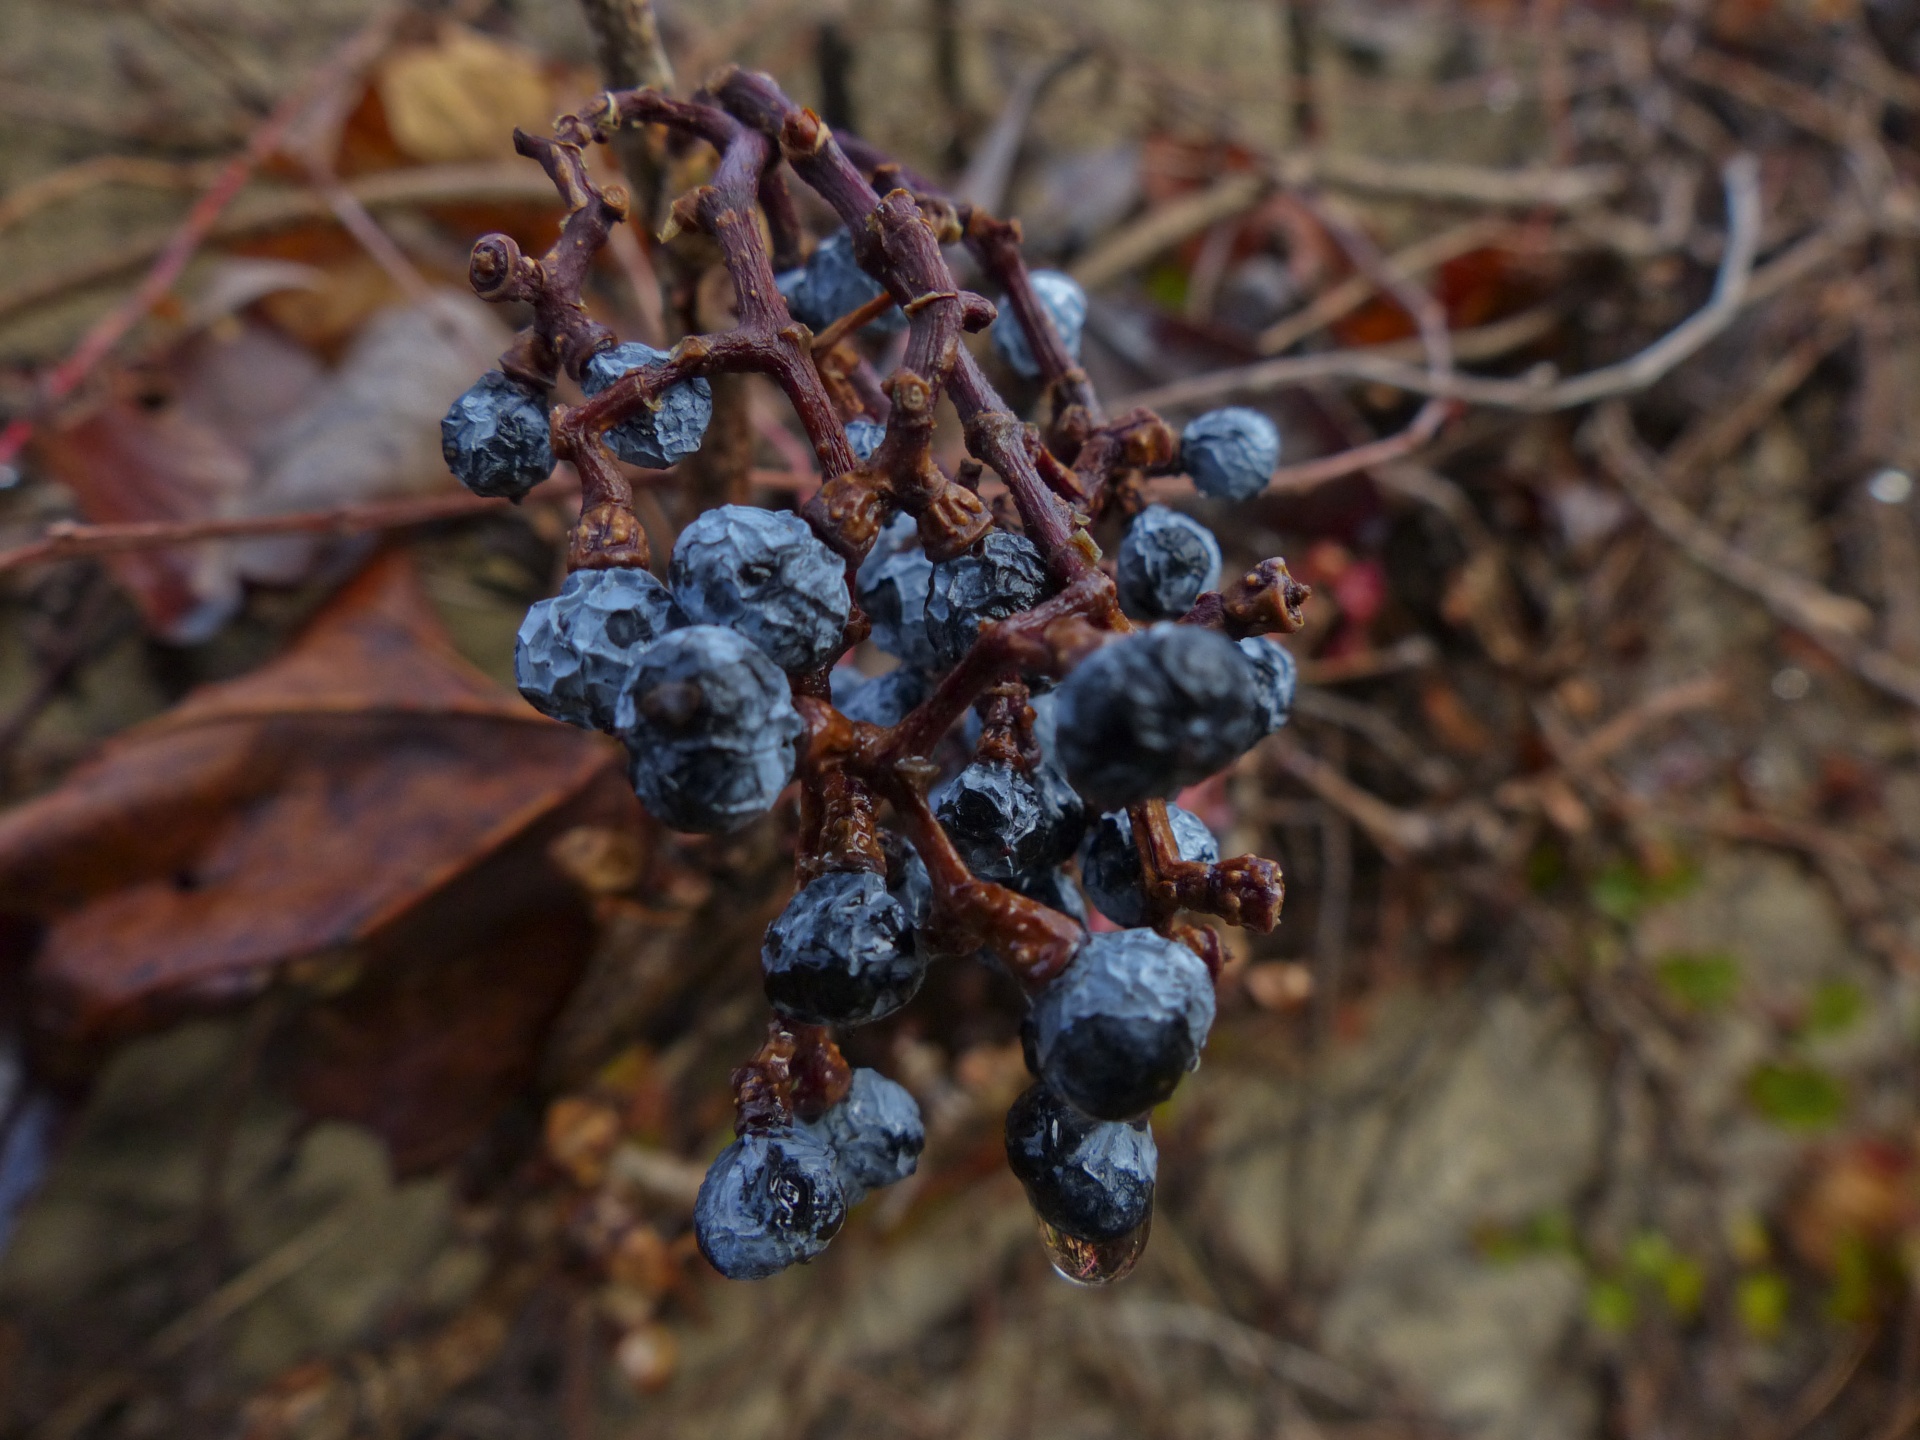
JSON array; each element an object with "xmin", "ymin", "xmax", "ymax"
[{"xmin": 1036, "ymin": 1212, "xmax": 1150, "ymax": 1286}]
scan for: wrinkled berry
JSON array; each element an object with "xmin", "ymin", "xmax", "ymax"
[
  {"xmin": 441, "ymin": 371, "xmax": 553, "ymax": 500},
  {"xmin": 1027, "ymin": 763, "xmax": 1088, "ymax": 872},
  {"xmin": 993, "ymin": 270, "xmax": 1088, "ymax": 379},
  {"xmin": 1238, "ymin": 636, "xmax": 1297, "ymax": 734},
  {"xmin": 515, "ymin": 567, "xmax": 683, "ymax": 731},
  {"xmin": 694, "ymin": 1126, "xmax": 846, "ymax": 1279},
  {"xmin": 935, "ymin": 761, "xmax": 1042, "ymax": 883},
  {"xmin": 1181, "ymin": 407, "xmax": 1279, "ymax": 502},
  {"xmin": 781, "ymin": 231, "xmax": 905, "ymax": 337},
  {"xmin": 809, "ymin": 1069, "xmax": 925, "ymax": 1204},
  {"xmin": 857, "ymin": 514, "xmax": 937, "ymax": 670},
  {"xmin": 1031, "ymin": 928, "xmax": 1216, "ymax": 1121},
  {"xmin": 1078, "ymin": 804, "xmax": 1219, "ymax": 928},
  {"xmin": 1005, "ymin": 1081, "xmax": 1157, "ymax": 1240},
  {"xmin": 616, "ymin": 626, "xmax": 803, "ymax": 833},
  {"xmin": 1053, "ymin": 625, "xmax": 1259, "ymax": 810},
  {"xmin": 762, "ymin": 870, "xmax": 924, "ymax": 1025},
  {"xmin": 1011, "ymin": 865, "xmax": 1089, "ymax": 928},
  {"xmin": 882, "ymin": 832, "xmax": 932, "ymax": 929},
  {"xmin": 925, "ymin": 530, "xmax": 1049, "ymax": 669},
  {"xmin": 1117, "ymin": 505, "xmax": 1222, "ymax": 620},
  {"xmin": 581, "ymin": 341, "xmax": 713, "ymax": 469},
  {"xmin": 846, "ymin": 418, "xmax": 886, "ymax": 461},
  {"xmin": 670, "ymin": 505, "xmax": 850, "ymax": 673},
  {"xmin": 837, "ymin": 665, "xmax": 929, "ymax": 727}
]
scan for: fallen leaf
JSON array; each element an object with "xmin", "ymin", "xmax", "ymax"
[
  {"xmin": 0, "ymin": 551, "xmax": 634, "ymax": 1170},
  {"xmin": 376, "ymin": 26, "xmax": 554, "ymax": 166}
]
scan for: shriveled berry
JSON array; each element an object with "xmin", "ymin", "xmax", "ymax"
[
  {"xmin": 935, "ymin": 761, "xmax": 1042, "ymax": 883},
  {"xmin": 762, "ymin": 870, "xmax": 924, "ymax": 1025},
  {"xmin": 856, "ymin": 514, "xmax": 937, "ymax": 670},
  {"xmin": 845, "ymin": 418, "xmax": 886, "ymax": 461},
  {"xmin": 1005, "ymin": 1081, "xmax": 1156, "ymax": 1240},
  {"xmin": 694, "ymin": 1127, "xmax": 846, "ymax": 1279},
  {"xmin": 924, "ymin": 530, "xmax": 1048, "ymax": 669},
  {"xmin": 993, "ymin": 270, "xmax": 1088, "ymax": 379},
  {"xmin": 781, "ymin": 231, "xmax": 905, "ymax": 337},
  {"xmin": 615, "ymin": 626, "xmax": 803, "ymax": 833},
  {"xmin": 441, "ymin": 371, "xmax": 553, "ymax": 500},
  {"xmin": 1031, "ymin": 928, "xmax": 1216, "ymax": 1121},
  {"xmin": 581, "ymin": 342, "xmax": 713, "ymax": 468},
  {"xmin": 1238, "ymin": 637, "xmax": 1297, "ymax": 734},
  {"xmin": 1117, "ymin": 505, "xmax": 1222, "ymax": 620},
  {"xmin": 809, "ymin": 1069, "xmax": 924, "ymax": 1204},
  {"xmin": 838, "ymin": 665, "xmax": 929, "ymax": 727},
  {"xmin": 882, "ymin": 832, "xmax": 932, "ymax": 929},
  {"xmin": 1011, "ymin": 865, "xmax": 1089, "ymax": 928},
  {"xmin": 1078, "ymin": 804, "xmax": 1219, "ymax": 928},
  {"xmin": 1181, "ymin": 407, "xmax": 1279, "ymax": 502},
  {"xmin": 515, "ymin": 568, "xmax": 683, "ymax": 731},
  {"xmin": 670, "ymin": 506, "xmax": 850, "ymax": 673},
  {"xmin": 1027, "ymin": 763, "xmax": 1088, "ymax": 872},
  {"xmin": 1053, "ymin": 625, "xmax": 1259, "ymax": 810}
]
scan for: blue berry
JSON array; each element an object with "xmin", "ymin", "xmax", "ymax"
[
  {"xmin": 1053, "ymin": 625, "xmax": 1259, "ymax": 811},
  {"xmin": 935, "ymin": 761, "xmax": 1041, "ymax": 883},
  {"xmin": 1182, "ymin": 407, "xmax": 1279, "ymax": 502},
  {"xmin": 581, "ymin": 342, "xmax": 713, "ymax": 469},
  {"xmin": 845, "ymin": 418, "xmax": 887, "ymax": 462},
  {"xmin": 615, "ymin": 626, "xmax": 803, "ymax": 833},
  {"xmin": 924, "ymin": 530, "xmax": 1049, "ymax": 669},
  {"xmin": 1005, "ymin": 1082, "xmax": 1156, "ymax": 1240},
  {"xmin": 781, "ymin": 231, "xmax": 906, "ymax": 337},
  {"xmin": 809, "ymin": 1069, "xmax": 925, "ymax": 1204},
  {"xmin": 838, "ymin": 665, "xmax": 929, "ymax": 727},
  {"xmin": 441, "ymin": 371, "xmax": 553, "ymax": 500},
  {"xmin": 514, "ymin": 567, "xmax": 683, "ymax": 731},
  {"xmin": 1030, "ymin": 928, "xmax": 1216, "ymax": 1121},
  {"xmin": 1027, "ymin": 763, "xmax": 1088, "ymax": 872},
  {"xmin": 1117, "ymin": 505, "xmax": 1222, "ymax": 620},
  {"xmin": 1011, "ymin": 865, "xmax": 1089, "ymax": 928},
  {"xmin": 694, "ymin": 1126, "xmax": 846, "ymax": 1279},
  {"xmin": 856, "ymin": 514, "xmax": 937, "ymax": 670},
  {"xmin": 1238, "ymin": 636, "xmax": 1297, "ymax": 734},
  {"xmin": 670, "ymin": 506, "xmax": 850, "ymax": 674},
  {"xmin": 1078, "ymin": 804, "xmax": 1219, "ymax": 928},
  {"xmin": 883, "ymin": 832, "xmax": 932, "ymax": 929},
  {"xmin": 762, "ymin": 870, "xmax": 924, "ymax": 1025},
  {"xmin": 993, "ymin": 270, "xmax": 1088, "ymax": 379}
]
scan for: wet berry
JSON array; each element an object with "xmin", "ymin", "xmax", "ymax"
[
  {"xmin": 1030, "ymin": 928, "xmax": 1216, "ymax": 1121},
  {"xmin": 1005, "ymin": 1081, "xmax": 1157, "ymax": 1240},
  {"xmin": 615, "ymin": 626, "xmax": 803, "ymax": 833},
  {"xmin": 1077, "ymin": 804, "xmax": 1219, "ymax": 928},
  {"xmin": 694, "ymin": 1126, "xmax": 846, "ymax": 1279},
  {"xmin": 924, "ymin": 530, "xmax": 1048, "ymax": 669},
  {"xmin": 809, "ymin": 1069, "xmax": 925, "ymax": 1204},
  {"xmin": 1117, "ymin": 505, "xmax": 1222, "ymax": 620},
  {"xmin": 761, "ymin": 870, "xmax": 925, "ymax": 1025}
]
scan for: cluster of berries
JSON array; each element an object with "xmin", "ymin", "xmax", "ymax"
[{"xmin": 438, "ymin": 80, "xmax": 1302, "ymax": 1286}]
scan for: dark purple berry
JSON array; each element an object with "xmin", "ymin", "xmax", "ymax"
[
  {"xmin": 1053, "ymin": 625, "xmax": 1259, "ymax": 811},
  {"xmin": 670, "ymin": 506, "xmax": 849, "ymax": 673},
  {"xmin": 1031, "ymin": 929, "xmax": 1215, "ymax": 1121},
  {"xmin": 1004, "ymin": 1081, "xmax": 1156, "ymax": 1240},
  {"xmin": 1077, "ymin": 804, "xmax": 1218, "ymax": 928},
  {"xmin": 780, "ymin": 231, "xmax": 905, "ymax": 337},
  {"xmin": 924, "ymin": 530, "xmax": 1048, "ymax": 669},
  {"xmin": 1182, "ymin": 407, "xmax": 1279, "ymax": 502},
  {"xmin": 1117, "ymin": 505, "xmax": 1222, "ymax": 620},
  {"xmin": 694, "ymin": 1126, "xmax": 845, "ymax": 1279},
  {"xmin": 856, "ymin": 514, "xmax": 937, "ymax": 670},
  {"xmin": 580, "ymin": 341, "xmax": 712, "ymax": 469},
  {"xmin": 615, "ymin": 626, "xmax": 803, "ymax": 833},
  {"xmin": 1238, "ymin": 636, "xmax": 1297, "ymax": 734},
  {"xmin": 441, "ymin": 371, "xmax": 553, "ymax": 500},
  {"xmin": 808, "ymin": 1069, "xmax": 924, "ymax": 1204},
  {"xmin": 992, "ymin": 270, "xmax": 1088, "ymax": 379},
  {"xmin": 514, "ymin": 567, "xmax": 683, "ymax": 731},
  {"xmin": 762, "ymin": 870, "xmax": 924, "ymax": 1025}
]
